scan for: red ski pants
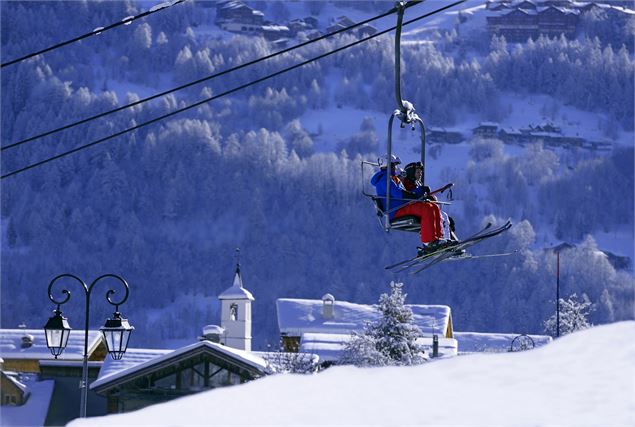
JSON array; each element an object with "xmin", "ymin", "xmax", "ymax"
[{"xmin": 394, "ymin": 201, "xmax": 444, "ymax": 244}]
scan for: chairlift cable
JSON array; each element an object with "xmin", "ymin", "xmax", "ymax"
[
  {"xmin": 0, "ymin": 0, "xmax": 188, "ymax": 68},
  {"xmin": 2, "ymin": 1, "xmax": 421, "ymax": 152},
  {"xmin": 0, "ymin": 0, "xmax": 466, "ymax": 180}
]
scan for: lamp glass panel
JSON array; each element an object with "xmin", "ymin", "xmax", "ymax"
[{"xmin": 46, "ymin": 329, "xmax": 62, "ymax": 348}]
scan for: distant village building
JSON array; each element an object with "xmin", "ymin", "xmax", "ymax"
[
  {"xmin": 288, "ymin": 19, "xmax": 312, "ymax": 36},
  {"xmin": 357, "ymin": 23, "xmax": 378, "ymax": 37},
  {"xmin": 261, "ymin": 24, "xmax": 291, "ymax": 41},
  {"xmin": 215, "ymin": 0, "xmax": 264, "ymax": 26},
  {"xmin": 486, "ymin": 1, "xmax": 634, "ymax": 42},
  {"xmin": 473, "ymin": 122, "xmax": 500, "ymax": 138},
  {"xmin": 303, "ymin": 16, "xmax": 319, "ymax": 29},
  {"xmin": 472, "ymin": 120, "xmax": 611, "ymax": 152}
]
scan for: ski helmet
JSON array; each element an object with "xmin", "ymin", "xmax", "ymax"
[{"xmin": 380, "ymin": 154, "xmax": 401, "ymax": 168}]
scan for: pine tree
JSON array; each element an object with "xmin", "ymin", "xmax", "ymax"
[
  {"xmin": 543, "ymin": 293, "xmax": 594, "ymax": 337},
  {"xmin": 342, "ymin": 282, "xmax": 427, "ymax": 367}
]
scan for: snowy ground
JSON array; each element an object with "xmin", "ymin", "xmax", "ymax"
[{"xmin": 70, "ymin": 321, "xmax": 635, "ymax": 427}]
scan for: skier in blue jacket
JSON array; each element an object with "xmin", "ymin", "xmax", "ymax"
[{"xmin": 371, "ymin": 155, "xmax": 445, "ymax": 246}]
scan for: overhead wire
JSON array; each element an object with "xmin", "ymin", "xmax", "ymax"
[
  {"xmin": 1, "ymin": 0, "xmax": 466, "ymax": 180},
  {"xmin": 2, "ymin": 1, "xmax": 422, "ymax": 152},
  {"xmin": 0, "ymin": 0, "xmax": 187, "ymax": 68}
]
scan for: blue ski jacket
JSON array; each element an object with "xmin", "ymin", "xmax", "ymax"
[{"xmin": 371, "ymin": 169, "xmax": 409, "ymax": 219}]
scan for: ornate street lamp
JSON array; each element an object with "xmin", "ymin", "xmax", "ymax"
[
  {"xmin": 43, "ymin": 273, "xmax": 133, "ymax": 418},
  {"xmin": 100, "ymin": 310, "xmax": 134, "ymax": 360},
  {"xmin": 43, "ymin": 307, "xmax": 72, "ymax": 358}
]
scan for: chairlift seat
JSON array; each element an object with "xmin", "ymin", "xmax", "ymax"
[
  {"xmin": 390, "ymin": 215, "xmax": 420, "ymax": 232},
  {"xmin": 371, "ymin": 197, "xmax": 420, "ymax": 232}
]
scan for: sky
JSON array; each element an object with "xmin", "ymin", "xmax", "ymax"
[{"xmin": 70, "ymin": 321, "xmax": 635, "ymax": 427}]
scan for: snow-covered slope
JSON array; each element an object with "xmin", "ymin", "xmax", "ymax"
[{"xmin": 70, "ymin": 321, "xmax": 635, "ymax": 427}]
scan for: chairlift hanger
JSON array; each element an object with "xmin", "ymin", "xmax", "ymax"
[{"xmin": 383, "ymin": 1, "xmax": 428, "ymax": 232}]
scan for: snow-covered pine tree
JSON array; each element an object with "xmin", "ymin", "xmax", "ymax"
[
  {"xmin": 342, "ymin": 282, "xmax": 426, "ymax": 367},
  {"xmin": 543, "ymin": 293, "xmax": 594, "ymax": 337}
]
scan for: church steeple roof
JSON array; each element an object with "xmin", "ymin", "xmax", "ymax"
[{"xmin": 218, "ymin": 248, "xmax": 254, "ymax": 301}]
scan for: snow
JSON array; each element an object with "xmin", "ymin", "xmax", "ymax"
[
  {"xmin": 0, "ymin": 377, "xmax": 54, "ymax": 427},
  {"xmin": 276, "ymin": 298, "xmax": 452, "ymax": 337},
  {"xmin": 70, "ymin": 321, "xmax": 635, "ymax": 427},
  {"xmin": 454, "ymin": 331, "xmax": 552, "ymax": 354}
]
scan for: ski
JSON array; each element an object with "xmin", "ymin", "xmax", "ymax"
[
  {"xmin": 409, "ymin": 220, "xmax": 512, "ymax": 275},
  {"xmin": 446, "ymin": 250, "xmax": 518, "ymax": 261},
  {"xmin": 385, "ymin": 222, "xmax": 494, "ymax": 271}
]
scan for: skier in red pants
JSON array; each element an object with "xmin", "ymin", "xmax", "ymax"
[{"xmin": 371, "ymin": 155, "xmax": 454, "ymax": 254}]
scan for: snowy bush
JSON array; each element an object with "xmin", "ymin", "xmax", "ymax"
[
  {"xmin": 341, "ymin": 282, "xmax": 427, "ymax": 367},
  {"xmin": 543, "ymin": 293, "xmax": 594, "ymax": 337}
]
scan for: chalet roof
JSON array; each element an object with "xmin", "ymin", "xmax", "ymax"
[
  {"xmin": 538, "ymin": 5, "xmax": 580, "ymax": 15},
  {"xmin": 91, "ymin": 341, "xmax": 267, "ymax": 391},
  {"xmin": 262, "ymin": 25, "xmax": 290, "ymax": 32},
  {"xmin": 0, "ymin": 329, "xmax": 102, "ymax": 361},
  {"xmin": 276, "ymin": 298, "xmax": 452, "ymax": 337}
]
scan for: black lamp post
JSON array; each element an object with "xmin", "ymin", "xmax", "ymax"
[{"xmin": 43, "ymin": 273, "xmax": 134, "ymax": 418}]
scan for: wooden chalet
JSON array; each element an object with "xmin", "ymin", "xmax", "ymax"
[
  {"xmin": 1, "ymin": 370, "xmax": 30, "ymax": 406},
  {"xmin": 215, "ymin": 1, "xmax": 264, "ymax": 26},
  {"xmin": 91, "ymin": 341, "xmax": 268, "ymax": 414},
  {"xmin": 486, "ymin": 3, "xmax": 580, "ymax": 42},
  {"xmin": 472, "ymin": 122, "xmax": 500, "ymax": 138},
  {"xmin": 276, "ymin": 294, "xmax": 457, "ymax": 362}
]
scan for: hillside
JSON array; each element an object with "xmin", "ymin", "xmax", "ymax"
[{"xmin": 0, "ymin": 0, "xmax": 633, "ymax": 348}]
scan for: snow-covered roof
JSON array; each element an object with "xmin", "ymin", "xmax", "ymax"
[
  {"xmin": 2, "ymin": 371, "xmax": 29, "ymax": 394},
  {"xmin": 0, "ymin": 329, "xmax": 102, "ymax": 360},
  {"xmin": 0, "ymin": 376, "xmax": 53, "ymax": 426},
  {"xmin": 218, "ymin": 268, "xmax": 254, "ymax": 300},
  {"xmin": 261, "ymin": 25, "xmax": 290, "ymax": 32},
  {"xmin": 91, "ymin": 341, "xmax": 267, "ymax": 391},
  {"xmin": 299, "ymin": 332, "xmax": 458, "ymax": 362},
  {"xmin": 202, "ymin": 325, "xmax": 224, "ymax": 335},
  {"xmin": 276, "ymin": 298, "xmax": 452, "ymax": 337},
  {"xmin": 454, "ymin": 331, "xmax": 552, "ymax": 354}
]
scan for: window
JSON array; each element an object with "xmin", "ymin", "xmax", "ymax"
[{"xmin": 230, "ymin": 303, "xmax": 238, "ymax": 321}]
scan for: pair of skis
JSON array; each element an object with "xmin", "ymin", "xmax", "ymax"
[{"xmin": 385, "ymin": 220, "xmax": 513, "ymax": 275}]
